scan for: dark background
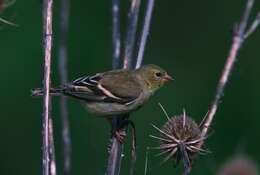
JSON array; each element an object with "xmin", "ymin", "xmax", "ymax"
[{"xmin": 0, "ymin": 0, "xmax": 259, "ymax": 174}]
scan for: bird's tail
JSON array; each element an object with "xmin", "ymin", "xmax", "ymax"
[{"xmin": 31, "ymin": 87, "xmax": 63, "ymax": 96}]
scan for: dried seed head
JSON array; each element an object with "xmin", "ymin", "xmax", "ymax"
[
  {"xmin": 160, "ymin": 115, "xmax": 202, "ymax": 162},
  {"xmin": 161, "ymin": 114, "xmax": 200, "ymax": 143},
  {"xmin": 151, "ymin": 109, "xmax": 208, "ymax": 175},
  {"xmin": 218, "ymin": 156, "xmax": 259, "ymax": 175}
]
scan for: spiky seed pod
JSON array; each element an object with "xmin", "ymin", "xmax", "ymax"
[
  {"xmin": 218, "ymin": 156, "xmax": 259, "ymax": 175},
  {"xmin": 161, "ymin": 115, "xmax": 201, "ymax": 160},
  {"xmin": 151, "ymin": 111, "xmax": 208, "ymax": 175}
]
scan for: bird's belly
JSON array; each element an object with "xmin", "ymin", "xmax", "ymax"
[{"xmin": 82, "ymin": 102, "xmax": 140, "ymax": 116}]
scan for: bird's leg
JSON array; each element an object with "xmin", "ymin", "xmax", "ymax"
[{"xmin": 111, "ymin": 117, "xmax": 127, "ymax": 143}]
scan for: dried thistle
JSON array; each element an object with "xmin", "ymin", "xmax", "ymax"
[{"xmin": 150, "ymin": 105, "xmax": 208, "ymax": 174}]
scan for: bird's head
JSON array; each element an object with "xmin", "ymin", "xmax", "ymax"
[{"xmin": 137, "ymin": 64, "xmax": 173, "ymax": 93}]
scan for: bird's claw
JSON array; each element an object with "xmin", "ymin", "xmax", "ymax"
[{"xmin": 115, "ymin": 131, "xmax": 126, "ymax": 143}]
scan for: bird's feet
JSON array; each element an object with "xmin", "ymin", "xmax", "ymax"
[{"xmin": 114, "ymin": 131, "xmax": 126, "ymax": 143}]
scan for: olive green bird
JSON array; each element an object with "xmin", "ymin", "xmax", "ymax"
[{"xmin": 32, "ymin": 64, "xmax": 173, "ymax": 116}]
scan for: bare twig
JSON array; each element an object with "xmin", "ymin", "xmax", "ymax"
[
  {"xmin": 123, "ymin": 0, "xmax": 141, "ymax": 69},
  {"xmin": 107, "ymin": 0, "xmax": 155, "ymax": 174},
  {"xmin": 107, "ymin": 0, "xmax": 141, "ymax": 174},
  {"xmin": 200, "ymin": 0, "xmax": 260, "ymax": 144},
  {"xmin": 49, "ymin": 118, "xmax": 57, "ymax": 175},
  {"xmin": 112, "ymin": 0, "xmax": 121, "ymax": 69},
  {"xmin": 244, "ymin": 12, "xmax": 260, "ymax": 39},
  {"xmin": 58, "ymin": 0, "xmax": 71, "ymax": 174},
  {"xmin": 135, "ymin": 0, "xmax": 155, "ymax": 69},
  {"xmin": 106, "ymin": 0, "xmax": 123, "ymax": 174},
  {"xmin": 42, "ymin": 0, "xmax": 54, "ymax": 174},
  {"xmin": 107, "ymin": 137, "xmax": 124, "ymax": 175}
]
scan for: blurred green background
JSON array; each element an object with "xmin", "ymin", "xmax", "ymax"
[{"xmin": 0, "ymin": 0, "xmax": 259, "ymax": 174}]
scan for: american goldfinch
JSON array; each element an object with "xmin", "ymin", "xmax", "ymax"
[{"xmin": 32, "ymin": 64, "xmax": 173, "ymax": 116}]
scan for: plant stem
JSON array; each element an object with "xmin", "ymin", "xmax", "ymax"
[
  {"xmin": 200, "ymin": 0, "xmax": 260, "ymax": 145},
  {"xmin": 106, "ymin": 0, "xmax": 123, "ymax": 174},
  {"xmin": 112, "ymin": 0, "xmax": 121, "ymax": 69},
  {"xmin": 58, "ymin": 0, "xmax": 71, "ymax": 174},
  {"xmin": 123, "ymin": 0, "xmax": 141, "ymax": 69},
  {"xmin": 49, "ymin": 118, "xmax": 57, "ymax": 175},
  {"xmin": 135, "ymin": 0, "xmax": 155, "ymax": 69},
  {"xmin": 42, "ymin": 0, "xmax": 54, "ymax": 174}
]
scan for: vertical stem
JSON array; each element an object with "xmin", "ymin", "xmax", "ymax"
[
  {"xmin": 49, "ymin": 118, "xmax": 57, "ymax": 175},
  {"xmin": 107, "ymin": 138, "xmax": 124, "ymax": 175},
  {"xmin": 112, "ymin": 0, "xmax": 121, "ymax": 69},
  {"xmin": 42, "ymin": 0, "xmax": 54, "ymax": 174},
  {"xmin": 135, "ymin": 0, "xmax": 155, "ymax": 69},
  {"xmin": 200, "ymin": 0, "xmax": 260, "ymax": 145},
  {"xmin": 123, "ymin": 0, "xmax": 141, "ymax": 69},
  {"xmin": 58, "ymin": 0, "xmax": 71, "ymax": 174}
]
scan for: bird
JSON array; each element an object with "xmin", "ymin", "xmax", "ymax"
[
  {"xmin": 32, "ymin": 64, "xmax": 173, "ymax": 116},
  {"xmin": 32, "ymin": 64, "xmax": 173, "ymax": 141}
]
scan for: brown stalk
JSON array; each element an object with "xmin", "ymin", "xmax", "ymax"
[
  {"xmin": 42, "ymin": 0, "xmax": 55, "ymax": 174},
  {"xmin": 200, "ymin": 0, "xmax": 260, "ymax": 146}
]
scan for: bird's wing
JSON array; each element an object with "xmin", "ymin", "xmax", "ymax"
[{"xmin": 66, "ymin": 70, "xmax": 142, "ymax": 104}]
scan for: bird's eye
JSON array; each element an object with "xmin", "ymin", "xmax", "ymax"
[{"xmin": 155, "ymin": 72, "xmax": 162, "ymax": 77}]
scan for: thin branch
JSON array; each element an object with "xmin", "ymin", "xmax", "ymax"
[
  {"xmin": 112, "ymin": 0, "xmax": 121, "ymax": 69},
  {"xmin": 200, "ymin": 0, "xmax": 260, "ymax": 145},
  {"xmin": 58, "ymin": 0, "xmax": 71, "ymax": 174},
  {"xmin": 107, "ymin": 0, "xmax": 142, "ymax": 174},
  {"xmin": 244, "ymin": 12, "xmax": 260, "ymax": 39},
  {"xmin": 107, "ymin": 0, "xmax": 156, "ymax": 174},
  {"xmin": 42, "ymin": 0, "xmax": 54, "ymax": 174},
  {"xmin": 106, "ymin": 137, "xmax": 124, "ymax": 175},
  {"xmin": 106, "ymin": 0, "xmax": 124, "ymax": 174},
  {"xmin": 135, "ymin": 0, "xmax": 155, "ymax": 69},
  {"xmin": 123, "ymin": 0, "xmax": 141, "ymax": 69},
  {"xmin": 49, "ymin": 118, "xmax": 57, "ymax": 175}
]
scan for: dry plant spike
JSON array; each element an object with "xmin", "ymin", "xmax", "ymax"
[
  {"xmin": 150, "ymin": 110, "xmax": 207, "ymax": 175},
  {"xmin": 144, "ymin": 147, "xmax": 149, "ymax": 175},
  {"xmin": 112, "ymin": 0, "xmax": 121, "ymax": 69},
  {"xmin": 200, "ymin": 0, "xmax": 260, "ymax": 146},
  {"xmin": 183, "ymin": 109, "xmax": 186, "ymax": 128},
  {"xmin": 199, "ymin": 110, "xmax": 209, "ymax": 127},
  {"xmin": 123, "ymin": 0, "xmax": 141, "ymax": 69},
  {"xmin": 158, "ymin": 103, "xmax": 170, "ymax": 120},
  {"xmin": 0, "ymin": 17, "xmax": 18, "ymax": 26},
  {"xmin": 42, "ymin": 0, "xmax": 54, "ymax": 175},
  {"xmin": 149, "ymin": 134, "xmax": 172, "ymax": 142},
  {"xmin": 135, "ymin": 0, "xmax": 155, "ymax": 69},
  {"xmin": 58, "ymin": 0, "xmax": 71, "ymax": 174}
]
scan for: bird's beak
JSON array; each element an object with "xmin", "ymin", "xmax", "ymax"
[{"xmin": 163, "ymin": 74, "xmax": 174, "ymax": 81}]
